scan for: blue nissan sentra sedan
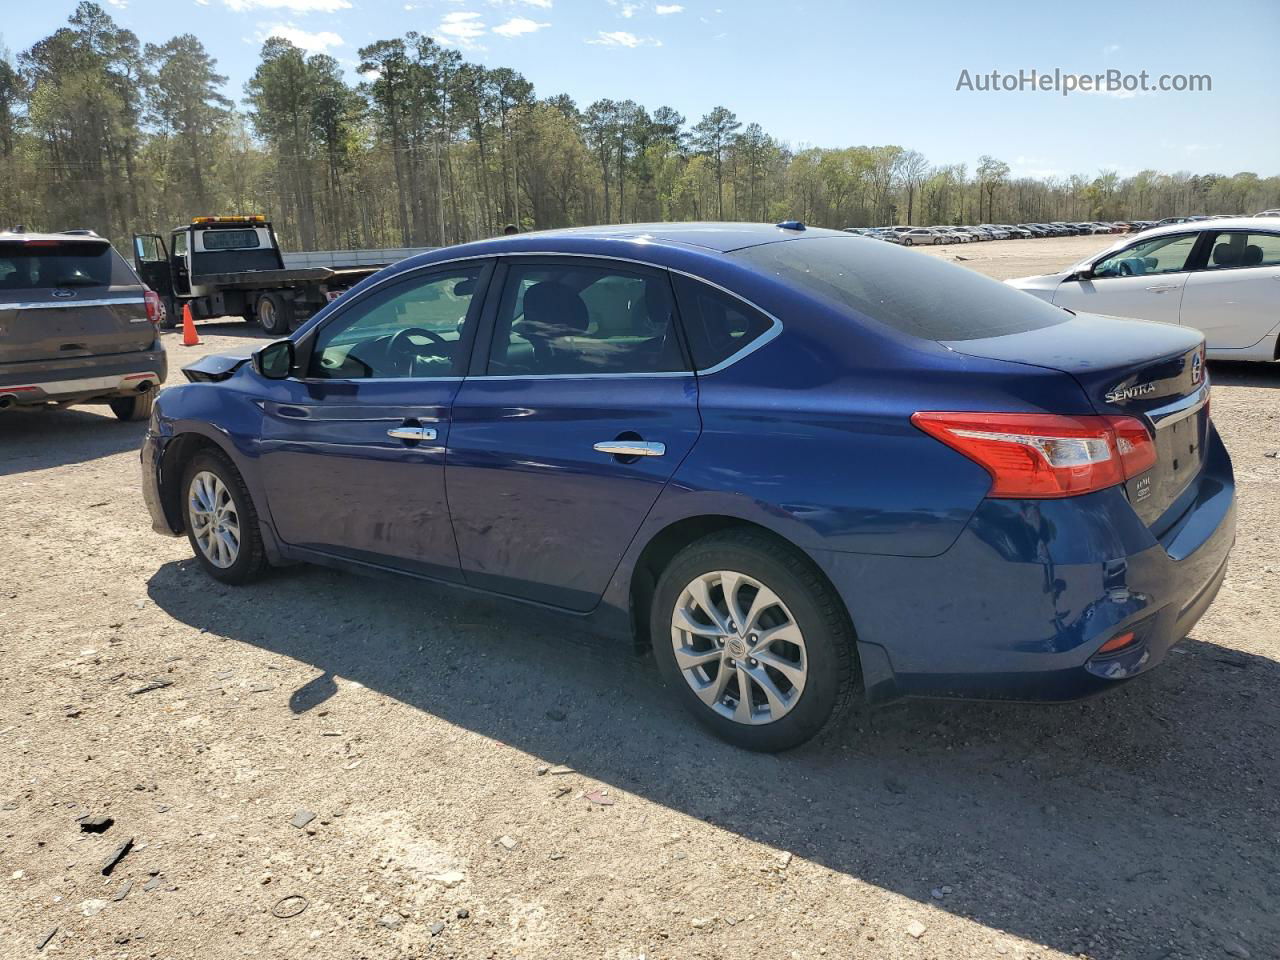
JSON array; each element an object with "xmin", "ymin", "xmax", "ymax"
[{"xmin": 141, "ymin": 222, "xmax": 1235, "ymax": 751}]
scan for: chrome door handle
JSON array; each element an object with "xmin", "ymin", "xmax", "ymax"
[
  {"xmin": 387, "ymin": 426, "xmax": 437, "ymax": 441},
  {"xmin": 1145, "ymin": 284, "xmax": 1179, "ymax": 292},
  {"xmin": 593, "ymin": 440, "xmax": 665, "ymax": 458}
]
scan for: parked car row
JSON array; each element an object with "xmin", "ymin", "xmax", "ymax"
[{"xmin": 845, "ymin": 217, "xmax": 1254, "ymax": 244}]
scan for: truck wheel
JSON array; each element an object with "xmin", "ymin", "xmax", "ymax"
[
  {"xmin": 161, "ymin": 297, "xmax": 179, "ymax": 330},
  {"xmin": 256, "ymin": 293, "xmax": 292, "ymax": 336}
]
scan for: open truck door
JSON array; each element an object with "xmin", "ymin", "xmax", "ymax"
[{"xmin": 133, "ymin": 234, "xmax": 176, "ymax": 328}]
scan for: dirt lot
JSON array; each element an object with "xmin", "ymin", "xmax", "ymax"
[{"xmin": 2, "ymin": 235, "xmax": 1277, "ymax": 960}]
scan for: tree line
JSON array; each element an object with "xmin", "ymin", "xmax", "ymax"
[{"xmin": 2, "ymin": 3, "xmax": 1277, "ymax": 254}]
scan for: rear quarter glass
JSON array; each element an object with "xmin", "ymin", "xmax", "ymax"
[{"xmin": 733, "ymin": 236, "xmax": 1069, "ymax": 341}]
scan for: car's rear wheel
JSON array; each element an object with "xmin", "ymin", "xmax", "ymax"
[
  {"xmin": 181, "ymin": 449, "xmax": 267, "ymax": 584},
  {"xmin": 109, "ymin": 386, "xmax": 157, "ymax": 422},
  {"xmin": 651, "ymin": 531, "xmax": 857, "ymax": 752}
]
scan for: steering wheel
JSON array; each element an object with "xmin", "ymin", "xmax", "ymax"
[
  {"xmin": 387, "ymin": 327, "xmax": 448, "ymax": 375},
  {"xmin": 1118, "ymin": 260, "xmax": 1135, "ymax": 277}
]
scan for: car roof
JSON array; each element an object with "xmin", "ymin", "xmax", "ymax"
[
  {"xmin": 0, "ymin": 231, "xmax": 110, "ymax": 245},
  {"xmin": 1137, "ymin": 216, "xmax": 1278, "ymax": 237},
  {"xmin": 467, "ymin": 221, "xmax": 849, "ymax": 254}
]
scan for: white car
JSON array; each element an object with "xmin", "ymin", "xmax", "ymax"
[
  {"xmin": 1007, "ymin": 218, "xmax": 1280, "ymax": 361},
  {"xmin": 899, "ymin": 228, "xmax": 942, "ymax": 246}
]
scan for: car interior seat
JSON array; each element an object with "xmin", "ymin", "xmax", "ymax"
[{"xmin": 514, "ymin": 281, "xmax": 590, "ymax": 372}]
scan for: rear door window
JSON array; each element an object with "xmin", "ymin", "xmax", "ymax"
[
  {"xmin": 487, "ymin": 261, "xmax": 687, "ymax": 376},
  {"xmin": 1202, "ymin": 231, "xmax": 1280, "ymax": 270},
  {"xmin": 733, "ymin": 236, "xmax": 1069, "ymax": 341},
  {"xmin": 0, "ymin": 242, "xmax": 136, "ymax": 290}
]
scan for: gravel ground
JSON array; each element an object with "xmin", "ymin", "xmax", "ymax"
[{"xmin": 2, "ymin": 235, "xmax": 1277, "ymax": 960}]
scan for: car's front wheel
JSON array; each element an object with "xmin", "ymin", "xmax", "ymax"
[
  {"xmin": 902, "ymin": 237, "xmax": 913, "ymax": 246},
  {"xmin": 651, "ymin": 531, "xmax": 857, "ymax": 752},
  {"xmin": 181, "ymin": 449, "xmax": 267, "ymax": 584}
]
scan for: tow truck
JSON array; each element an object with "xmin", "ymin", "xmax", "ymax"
[{"xmin": 132, "ymin": 216, "xmax": 408, "ymax": 335}]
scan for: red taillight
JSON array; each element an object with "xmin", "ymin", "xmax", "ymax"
[
  {"xmin": 144, "ymin": 289, "xmax": 162, "ymax": 327},
  {"xmin": 911, "ymin": 411, "xmax": 1156, "ymax": 499}
]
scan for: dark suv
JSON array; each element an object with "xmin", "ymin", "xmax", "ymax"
[{"xmin": 0, "ymin": 230, "xmax": 167, "ymax": 420}]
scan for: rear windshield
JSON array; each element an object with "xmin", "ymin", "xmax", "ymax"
[
  {"xmin": 734, "ymin": 236, "xmax": 1069, "ymax": 341},
  {"xmin": 201, "ymin": 229, "xmax": 260, "ymax": 250},
  {"xmin": 0, "ymin": 242, "xmax": 137, "ymax": 290}
]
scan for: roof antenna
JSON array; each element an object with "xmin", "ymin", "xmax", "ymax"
[{"xmin": 775, "ymin": 220, "xmax": 805, "ymax": 231}]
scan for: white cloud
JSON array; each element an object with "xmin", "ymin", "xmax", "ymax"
[
  {"xmin": 655, "ymin": 3, "xmax": 683, "ymax": 12},
  {"xmin": 492, "ymin": 16, "xmax": 549, "ymax": 36},
  {"xmin": 437, "ymin": 11, "xmax": 487, "ymax": 46},
  {"xmin": 106, "ymin": 0, "xmax": 128, "ymax": 8},
  {"xmin": 195, "ymin": 0, "xmax": 210, "ymax": 6},
  {"xmin": 587, "ymin": 30, "xmax": 660, "ymax": 47},
  {"xmin": 259, "ymin": 23, "xmax": 345, "ymax": 52},
  {"xmin": 620, "ymin": 1, "xmax": 640, "ymax": 16},
  {"xmin": 1103, "ymin": 43, "xmax": 1121, "ymax": 55},
  {"xmin": 226, "ymin": 0, "xmax": 351, "ymax": 12},
  {"xmin": 489, "ymin": 0, "xmax": 551, "ymax": 7}
]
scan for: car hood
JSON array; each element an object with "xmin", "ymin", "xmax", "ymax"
[{"xmin": 183, "ymin": 349, "xmax": 254, "ymax": 383}]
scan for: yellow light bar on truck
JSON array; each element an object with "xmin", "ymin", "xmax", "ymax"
[{"xmin": 191, "ymin": 215, "xmax": 266, "ymax": 224}]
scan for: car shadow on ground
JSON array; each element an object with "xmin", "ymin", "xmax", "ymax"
[
  {"xmin": 0, "ymin": 406, "xmax": 145, "ymax": 477},
  {"xmin": 146, "ymin": 560, "xmax": 1279, "ymax": 959},
  {"xmin": 1208, "ymin": 359, "xmax": 1280, "ymax": 388}
]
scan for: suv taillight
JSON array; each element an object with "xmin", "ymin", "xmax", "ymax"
[
  {"xmin": 912, "ymin": 411, "xmax": 1157, "ymax": 499},
  {"xmin": 144, "ymin": 289, "xmax": 162, "ymax": 328}
]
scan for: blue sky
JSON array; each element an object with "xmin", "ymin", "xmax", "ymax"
[{"xmin": 4, "ymin": 0, "xmax": 1277, "ymax": 177}]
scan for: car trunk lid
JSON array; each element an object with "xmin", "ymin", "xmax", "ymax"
[
  {"xmin": 943, "ymin": 312, "xmax": 1208, "ymax": 530},
  {"xmin": 0, "ymin": 240, "xmax": 153, "ymax": 364}
]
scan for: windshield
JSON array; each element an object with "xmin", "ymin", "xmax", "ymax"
[{"xmin": 733, "ymin": 236, "xmax": 1070, "ymax": 341}]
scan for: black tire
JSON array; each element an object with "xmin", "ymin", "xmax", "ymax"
[
  {"xmin": 180, "ymin": 449, "xmax": 268, "ymax": 585},
  {"xmin": 650, "ymin": 530, "xmax": 858, "ymax": 752},
  {"xmin": 902, "ymin": 237, "xmax": 913, "ymax": 246},
  {"xmin": 109, "ymin": 386, "xmax": 157, "ymax": 422},
  {"xmin": 161, "ymin": 297, "xmax": 179, "ymax": 330},
  {"xmin": 256, "ymin": 293, "xmax": 292, "ymax": 336}
]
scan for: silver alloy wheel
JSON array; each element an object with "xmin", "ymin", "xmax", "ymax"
[
  {"xmin": 670, "ymin": 570, "xmax": 807, "ymax": 725},
  {"xmin": 188, "ymin": 470, "xmax": 241, "ymax": 569}
]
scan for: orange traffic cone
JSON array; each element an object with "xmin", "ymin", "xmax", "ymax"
[{"xmin": 181, "ymin": 302, "xmax": 201, "ymax": 346}]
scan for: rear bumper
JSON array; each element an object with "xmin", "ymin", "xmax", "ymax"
[
  {"xmin": 815, "ymin": 423, "xmax": 1236, "ymax": 703},
  {"xmin": 0, "ymin": 345, "xmax": 167, "ymax": 407}
]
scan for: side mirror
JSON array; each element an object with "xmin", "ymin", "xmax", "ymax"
[
  {"xmin": 253, "ymin": 339, "xmax": 296, "ymax": 380},
  {"xmin": 1068, "ymin": 266, "xmax": 1095, "ymax": 282}
]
